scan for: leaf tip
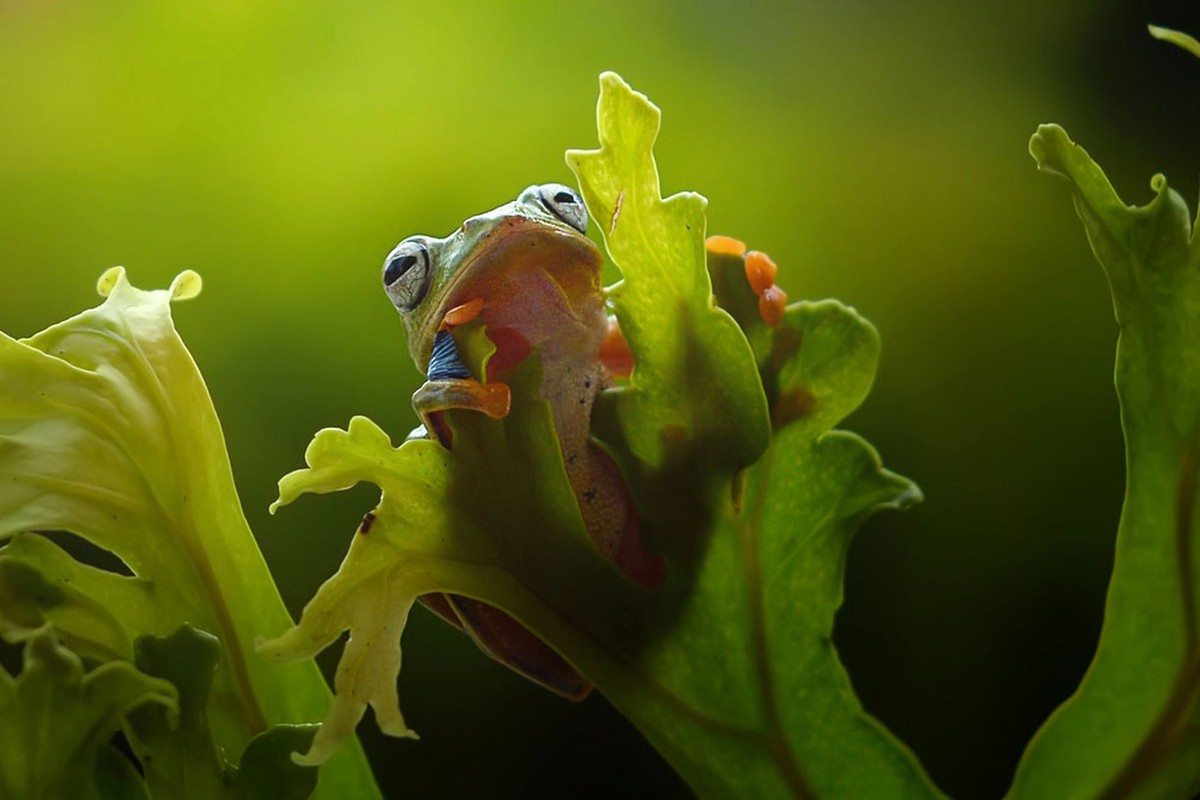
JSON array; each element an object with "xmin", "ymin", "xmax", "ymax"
[
  {"xmin": 1148, "ymin": 24, "xmax": 1200, "ymax": 59},
  {"xmin": 290, "ymin": 749, "xmax": 326, "ymax": 767},
  {"xmin": 1028, "ymin": 123, "xmax": 1076, "ymax": 180},
  {"xmin": 895, "ymin": 478, "xmax": 924, "ymax": 509},
  {"xmin": 1028, "ymin": 123, "xmax": 1064, "ymax": 160},
  {"xmin": 96, "ymin": 266, "xmax": 126, "ymax": 298},
  {"xmin": 598, "ymin": 70, "xmax": 631, "ymax": 94},
  {"xmin": 591, "ymin": 70, "xmax": 661, "ymax": 151},
  {"xmin": 169, "ymin": 270, "xmax": 203, "ymax": 301},
  {"xmin": 377, "ymin": 717, "xmax": 420, "ymax": 741}
]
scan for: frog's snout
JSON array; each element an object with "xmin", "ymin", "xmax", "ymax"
[{"xmin": 461, "ymin": 214, "xmax": 490, "ymax": 234}]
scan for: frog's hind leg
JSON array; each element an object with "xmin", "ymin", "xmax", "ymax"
[
  {"xmin": 440, "ymin": 594, "xmax": 592, "ymax": 700},
  {"xmin": 580, "ymin": 444, "xmax": 664, "ymax": 589},
  {"xmin": 414, "ymin": 330, "xmax": 511, "ymax": 447}
]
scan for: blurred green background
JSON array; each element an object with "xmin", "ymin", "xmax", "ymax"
[{"xmin": 2, "ymin": 1, "xmax": 1198, "ymax": 797}]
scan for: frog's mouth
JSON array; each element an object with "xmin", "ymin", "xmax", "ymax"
[{"xmin": 420, "ymin": 217, "xmax": 605, "ymax": 380}]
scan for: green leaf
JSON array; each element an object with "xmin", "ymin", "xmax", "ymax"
[
  {"xmin": 126, "ymin": 626, "xmax": 227, "ymax": 797},
  {"xmin": 1148, "ymin": 24, "xmax": 1200, "ymax": 59},
  {"xmin": 0, "ymin": 268, "xmax": 378, "ymax": 798},
  {"xmin": 564, "ymin": 73, "xmax": 935, "ymax": 798},
  {"xmin": 266, "ymin": 72, "xmax": 934, "ymax": 798},
  {"xmin": 232, "ymin": 725, "xmax": 321, "ymax": 800},
  {"xmin": 260, "ymin": 359, "xmax": 636, "ymax": 766},
  {"xmin": 124, "ymin": 625, "xmax": 320, "ymax": 799},
  {"xmin": 95, "ymin": 742, "xmax": 151, "ymax": 800},
  {"xmin": 565, "ymin": 73, "xmax": 770, "ymax": 481},
  {"xmin": 1010, "ymin": 125, "xmax": 1200, "ymax": 798},
  {"xmin": 0, "ymin": 624, "xmax": 176, "ymax": 800}
]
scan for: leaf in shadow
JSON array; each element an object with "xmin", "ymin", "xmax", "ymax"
[{"xmin": 0, "ymin": 624, "xmax": 175, "ymax": 800}]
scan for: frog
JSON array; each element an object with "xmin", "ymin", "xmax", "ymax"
[{"xmin": 381, "ymin": 183, "xmax": 657, "ymax": 700}]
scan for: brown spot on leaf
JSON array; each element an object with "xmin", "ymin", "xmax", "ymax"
[
  {"xmin": 773, "ymin": 386, "xmax": 817, "ymax": 428},
  {"xmin": 731, "ymin": 467, "xmax": 747, "ymax": 514},
  {"xmin": 768, "ymin": 325, "xmax": 802, "ymax": 371},
  {"xmin": 609, "ymin": 190, "xmax": 624, "ymax": 236},
  {"xmin": 660, "ymin": 424, "xmax": 690, "ymax": 461}
]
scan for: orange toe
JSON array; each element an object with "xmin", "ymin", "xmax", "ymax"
[
  {"xmin": 705, "ymin": 235, "xmax": 747, "ymax": 257},
  {"xmin": 744, "ymin": 250, "xmax": 778, "ymax": 296},
  {"xmin": 759, "ymin": 285, "xmax": 787, "ymax": 327}
]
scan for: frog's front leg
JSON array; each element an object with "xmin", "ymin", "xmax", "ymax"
[{"xmin": 413, "ymin": 321, "xmax": 511, "ymax": 448}]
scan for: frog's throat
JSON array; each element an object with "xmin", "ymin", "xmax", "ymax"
[{"xmin": 409, "ymin": 220, "xmax": 601, "ymax": 370}]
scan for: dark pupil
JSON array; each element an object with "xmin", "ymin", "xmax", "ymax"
[
  {"xmin": 384, "ymin": 254, "xmax": 417, "ymax": 285},
  {"xmin": 553, "ymin": 191, "xmax": 577, "ymax": 204}
]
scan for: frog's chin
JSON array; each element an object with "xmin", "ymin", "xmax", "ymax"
[{"xmin": 422, "ymin": 220, "xmax": 605, "ymax": 376}]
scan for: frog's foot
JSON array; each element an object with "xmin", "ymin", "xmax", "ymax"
[
  {"xmin": 415, "ymin": 326, "xmax": 511, "ymax": 447},
  {"xmin": 419, "ymin": 592, "xmax": 591, "ymax": 700},
  {"xmin": 599, "ymin": 315, "xmax": 634, "ymax": 379},
  {"xmin": 745, "ymin": 250, "xmax": 788, "ymax": 326},
  {"xmin": 413, "ymin": 379, "xmax": 511, "ymax": 447},
  {"xmin": 705, "ymin": 235, "xmax": 789, "ymax": 327}
]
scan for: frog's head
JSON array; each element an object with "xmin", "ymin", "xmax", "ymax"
[{"xmin": 382, "ymin": 183, "xmax": 601, "ymax": 372}]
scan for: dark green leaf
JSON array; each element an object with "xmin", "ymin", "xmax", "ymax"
[
  {"xmin": 125, "ymin": 626, "xmax": 227, "ymax": 798},
  {"xmin": 0, "ymin": 625, "xmax": 176, "ymax": 800},
  {"xmin": 232, "ymin": 725, "xmax": 320, "ymax": 800},
  {"xmin": 1010, "ymin": 124, "xmax": 1200, "ymax": 799}
]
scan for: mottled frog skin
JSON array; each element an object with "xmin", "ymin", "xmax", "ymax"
[{"xmin": 382, "ymin": 184, "xmax": 658, "ymax": 699}]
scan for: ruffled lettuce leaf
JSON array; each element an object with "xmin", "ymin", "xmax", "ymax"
[
  {"xmin": 0, "ymin": 624, "xmax": 176, "ymax": 800},
  {"xmin": 0, "ymin": 269, "xmax": 377, "ymax": 798},
  {"xmin": 264, "ymin": 73, "xmax": 936, "ymax": 797},
  {"xmin": 125, "ymin": 625, "xmax": 320, "ymax": 799},
  {"xmin": 1009, "ymin": 125, "xmax": 1200, "ymax": 798},
  {"xmin": 260, "ymin": 354, "xmax": 639, "ymax": 765}
]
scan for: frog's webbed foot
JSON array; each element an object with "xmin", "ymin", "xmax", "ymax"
[
  {"xmin": 413, "ymin": 379, "xmax": 511, "ymax": 446},
  {"xmin": 414, "ymin": 330, "xmax": 511, "ymax": 447}
]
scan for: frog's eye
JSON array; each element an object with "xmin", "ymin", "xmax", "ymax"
[
  {"xmin": 382, "ymin": 241, "xmax": 432, "ymax": 312},
  {"xmin": 538, "ymin": 184, "xmax": 588, "ymax": 235}
]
